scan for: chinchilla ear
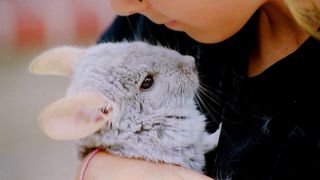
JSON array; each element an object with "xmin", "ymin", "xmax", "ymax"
[
  {"xmin": 38, "ymin": 91, "xmax": 115, "ymax": 140},
  {"xmin": 29, "ymin": 46, "xmax": 84, "ymax": 76}
]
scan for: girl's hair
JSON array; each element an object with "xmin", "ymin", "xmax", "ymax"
[{"xmin": 285, "ymin": 0, "xmax": 320, "ymax": 39}]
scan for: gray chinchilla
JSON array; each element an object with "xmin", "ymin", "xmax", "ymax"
[{"xmin": 30, "ymin": 41, "xmax": 221, "ymax": 172}]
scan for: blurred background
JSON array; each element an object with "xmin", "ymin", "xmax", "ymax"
[{"xmin": 0, "ymin": 0, "xmax": 116, "ymax": 179}]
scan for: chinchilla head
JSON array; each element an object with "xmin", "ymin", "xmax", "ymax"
[{"xmin": 67, "ymin": 41, "xmax": 198, "ymax": 128}]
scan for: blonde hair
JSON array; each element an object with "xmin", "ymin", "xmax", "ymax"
[{"xmin": 285, "ymin": 0, "xmax": 320, "ymax": 39}]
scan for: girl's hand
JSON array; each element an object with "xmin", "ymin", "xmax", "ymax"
[{"xmin": 75, "ymin": 151, "xmax": 213, "ymax": 180}]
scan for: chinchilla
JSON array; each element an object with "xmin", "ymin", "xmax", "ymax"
[{"xmin": 30, "ymin": 41, "xmax": 221, "ymax": 172}]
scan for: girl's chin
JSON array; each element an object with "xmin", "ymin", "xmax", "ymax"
[{"xmin": 187, "ymin": 29, "xmax": 230, "ymax": 44}]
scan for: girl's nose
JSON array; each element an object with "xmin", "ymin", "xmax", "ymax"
[{"xmin": 110, "ymin": 0, "xmax": 147, "ymax": 16}]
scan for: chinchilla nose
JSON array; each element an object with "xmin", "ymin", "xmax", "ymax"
[
  {"xmin": 183, "ymin": 55, "xmax": 196, "ymax": 72},
  {"xmin": 177, "ymin": 56, "xmax": 197, "ymax": 74}
]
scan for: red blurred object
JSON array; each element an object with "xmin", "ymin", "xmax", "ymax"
[
  {"xmin": 15, "ymin": 9, "xmax": 46, "ymax": 48},
  {"xmin": 0, "ymin": 0, "xmax": 115, "ymax": 50}
]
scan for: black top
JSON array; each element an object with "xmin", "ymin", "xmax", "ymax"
[{"xmin": 98, "ymin": 14, "xmax": 320, "ymax": 180}]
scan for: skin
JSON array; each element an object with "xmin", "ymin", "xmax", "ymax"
[
  {"xmin": 75, "ymin": 152, "xmax": 212, "ymax": 180},
  {"xmin": 75, "ymin": 0, "xmax": 311, "ymax": 179}
]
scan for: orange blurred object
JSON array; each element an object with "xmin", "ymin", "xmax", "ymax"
[{"xmin": 74, "ymin": 4, "xmax": 100, "ymax": 39}]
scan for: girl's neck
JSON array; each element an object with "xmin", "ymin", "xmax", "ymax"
[{"xmin": 248, "ymin": 1, "xmax": 310, "ymax": 77}]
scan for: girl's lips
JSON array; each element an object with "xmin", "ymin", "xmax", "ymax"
[{"xmin": 164, "ymin": 20, "xmax": 180, "ymax": 30}]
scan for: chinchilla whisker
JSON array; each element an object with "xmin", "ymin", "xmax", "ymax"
[
  {"xmin": 195, "ymin": 91, "xmax": 219, "ymax": 121},
  {"xmin": 194, "ymin": 94, "xmax": 204, "ymax": 113},
  {"xmin": 198, "ymin": 85, "xmax": 220, "ymax": 111},
  {"xmin": 194, "ymin": 93, "xmax": 209, "ymax": 119},
  {"xmin": 200, "ymin": 91, "xmax": 219, "ymax": 116},
  {"xmin": 126, "ymin": 16, "xmax": 138, "ymax": 41},
  {"xmin": 199, "ymin": 80, "xmax": 212, "ymax": 90},
  {"xmin": 198, "ymin": 83, "xmax": 218, "ymax": 103}
]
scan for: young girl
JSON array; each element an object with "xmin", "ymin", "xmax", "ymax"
[{"xmin": 76, "ymin": 0, "xmax": 320, "ymax": 179}]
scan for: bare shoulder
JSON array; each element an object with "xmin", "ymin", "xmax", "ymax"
[{"xmin": 75, "ymin": 152, "xmax": 213, "ymax": 180}]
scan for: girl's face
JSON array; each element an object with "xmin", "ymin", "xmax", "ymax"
[{"xmin": 110, "ymin": 0, "xmax": 266, "ymax": 43}]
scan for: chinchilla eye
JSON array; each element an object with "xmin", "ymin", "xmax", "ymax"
[{"xmin": 140, "ymin": 75, "xmax": 154, "ymax": 90}]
